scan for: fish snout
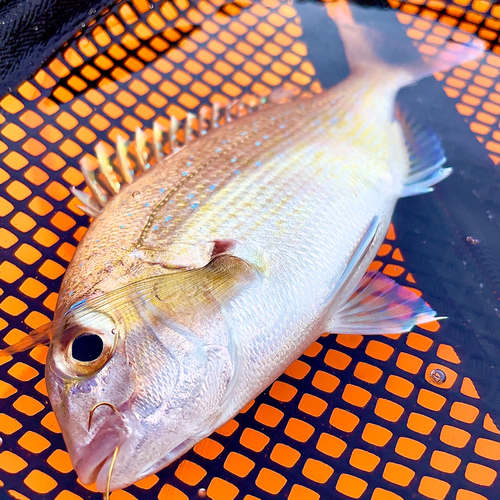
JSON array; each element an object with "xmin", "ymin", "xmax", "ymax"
[{"xmin": 73, "ymin": 408, "xmax": 134, "ymax": 488}]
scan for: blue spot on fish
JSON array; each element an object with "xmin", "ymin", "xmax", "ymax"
[
  {"xmin": 315, "ymin": 120, "xmax": 320, "ymax": 126},
  {"xmin": 160, "ymin": 188, "xmax": 165, "ymax": 194},
  {"xmin": 263, "ymin": 135, "xmax": 269, "ymax": 140},
  {"xmin": 187, "ymin": 162, "xmax": 192, "ymax": 167},
  {"xmin": 255, "ymin": 141, "xmax": 261, "ymax": 146},
  {"xmin": 241, "ymin": 131, "xmax": 248, "ymax": 136},
  {"xmin": 216, "ymin": 148, "xmax": 222, "ymax": 153},
  {"xmin": 153, "ymin": 226, "xmax": 158, "ymax": 230},
  {"xmin": 231, "ymin": 157, "xmax": 237, "ymax": 163},
  {"xmin": 209, "ymin": 185, "xmax": 216, "ymax": 191},
  {"xmin": 120, "ymin": 225, "xmax": 125, "ymax": 229},
  {"xmin": 68, "ymin": 298, "xmax": 88, "ymax": 313},
  {"xmin": 191, "ymin": 203, "xmax": 199, "ymax": 209},
  {"xmin": 234, "ymin": 170, "xmax": 240, "ymax": 174},
  {"xmin": 188, "ymin": 194, "xmax": 194, "ymax": 199},
  {"xmin": 165, "ymin": 216, "xmax": 172, "ymax": 222},
  {"xmin": 128, "ymin": 213, "xmax": 133, "ymax": 216},
  {"xmin": 182, "ymin": 172, "xmax": 188, "ymax": 176},
  {"xmin": 145, "ymin": 203, "xmax": 150, "ymax": 207},
  {"xmin": 279, "ymin": 124, "xmax": 285, "ymax": 129},
  {"xmin": 256, "ymin": 161, "xmax": 262, "ymax": 167}
]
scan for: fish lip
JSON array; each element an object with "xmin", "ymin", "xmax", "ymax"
[
  {"xmin": 80, "ymin": 448, "xmax": 129, "ymax": 493},
  {"xmin": 73, "ymin": 413, "xmax": 129, "ymax": 487}
]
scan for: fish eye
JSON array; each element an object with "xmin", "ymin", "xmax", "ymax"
[
  {"xmin": 71, "ymin": 334, "xmax": 104, "ymax": 362},
  {"xmin": 52, "ymin": 309, "xmax": 118, "ymax": 378}
]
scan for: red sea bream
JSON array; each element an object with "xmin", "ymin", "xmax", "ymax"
[{"xmin": 1, "ymin": 3, "xmax": 484, "ymax": 493}]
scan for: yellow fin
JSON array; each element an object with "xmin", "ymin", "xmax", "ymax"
[
  {"xmin": 68, "ymin": 255, "xmax": 256, "ymax": 343},
  {"xmin": 151, "ymin": 254, "xmax": 255, "ymax": 306}
]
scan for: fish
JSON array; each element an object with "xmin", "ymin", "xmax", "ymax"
[{"xmin": 0, "ymin": 2, "xmax": 485, "ymax": 494}]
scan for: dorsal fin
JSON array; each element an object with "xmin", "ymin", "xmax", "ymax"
[
  {"xmin": 72, "ymin": 98, "xmax": 266, "ymax": 217},
  {"xmin": 399, "ymin": 107, "xmax": 452, "ymax": 198}
]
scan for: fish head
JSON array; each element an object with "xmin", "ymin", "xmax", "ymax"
[{"xmin": 45, "ymin": 255, "xmax": 255, "ymax": 491}]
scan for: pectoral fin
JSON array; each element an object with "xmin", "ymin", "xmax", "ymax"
[
  {"xmin": 145, "ymin": 255, "xmax": 255, "ymax": 342},
  {"xmin": 148, "ymin": 254, "xmax": 255, "ymax": 312},
  {"xmin": 326, "ymin": 271, "xmax": 438, "ymax": 335},
  {"xmin": 71, "ymin": 255, "xmax": 256, "ymax": 345}
]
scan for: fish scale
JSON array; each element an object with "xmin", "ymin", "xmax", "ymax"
[
  {"xmin": 59, "ymin": 77, "xmax": 397, "ymax": 315},
  {"xmin": 135, "ymin": 106, "xmax": 316, "ymax": 244}
]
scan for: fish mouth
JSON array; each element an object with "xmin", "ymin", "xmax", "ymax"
[
  {"xmin": 74, "ymin": 426, "xmax": 124, "ymax": 487},
  {"xmin": 82, "ymin": 442, "xmax": 139, "ymax": 493},
  {"xmin": 73, "ymin": 412, "xmax": 130, "ymax": 489}
]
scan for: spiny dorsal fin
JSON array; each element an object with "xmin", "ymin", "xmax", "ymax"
[
  {"xmin": 399, "ymin": 106, "xmax": 452, "ymax": 198},
  {"xmin": 73, "ymin": 97, "xmax": 265, "ymax": 217}
]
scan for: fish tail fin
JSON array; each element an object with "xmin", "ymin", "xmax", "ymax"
[{"xmin": 327, "ymin": 0, "xmax": 485, "ymax": 88}]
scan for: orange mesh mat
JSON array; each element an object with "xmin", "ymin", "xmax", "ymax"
[{"xmin": 0, "ymin": 0, "xmax": 500, "ymax": 499}]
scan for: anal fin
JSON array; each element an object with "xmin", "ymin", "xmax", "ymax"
[
  {"xmin": 399, "ymin": 107, "xmax": 452, "ymax": 197},
  {"xmin": 327, "ymin": 271, "xmax": 438, "ymax": 335}
]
